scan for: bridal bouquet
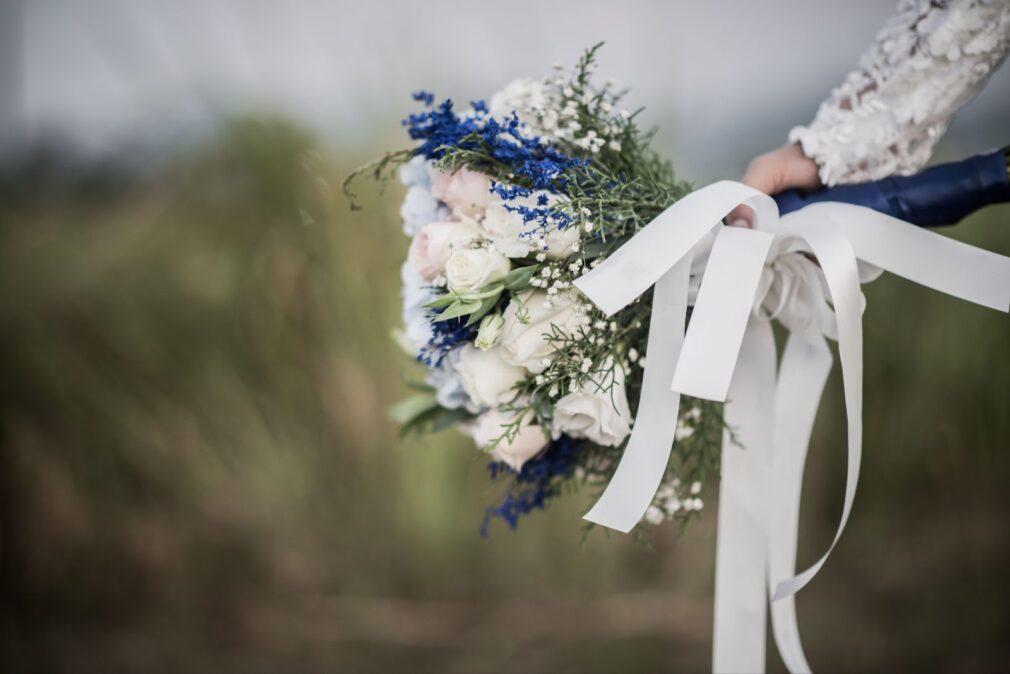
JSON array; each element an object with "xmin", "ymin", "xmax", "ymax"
[
  {"xmin": 345, "ymin": 40, "xmax": 1010, "ymax": 672},
  {"xmin": 348, "ymin": 45, "xmax": 722, "ymax": 534}
]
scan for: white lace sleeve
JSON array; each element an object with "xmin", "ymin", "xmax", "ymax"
[{"xmin": 789, "ymin": 0, "xmax": 1010, "ymax": 186}]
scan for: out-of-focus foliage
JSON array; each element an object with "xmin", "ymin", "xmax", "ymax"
[{"xmin": 0, "ymin": 118, "xmax": 1008, "ymax": 673}]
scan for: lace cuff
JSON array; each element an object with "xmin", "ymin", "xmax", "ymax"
[{"xmin": 790, "ymin": 0, "xmax": 1010, "ymax": 186}]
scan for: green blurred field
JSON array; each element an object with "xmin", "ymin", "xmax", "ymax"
[{"xmin": 1, "ymin": 118, "xmax": 1008, "ymax": 673}]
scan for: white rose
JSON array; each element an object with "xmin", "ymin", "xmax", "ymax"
[
  {"xmin": 427, "ymin": 347, "xmax": 480, "ymax": 413},
  {"xmin": 430, "ymin": 168, "xmax": 492, "ymax": 219},
  {"xmin": 481, "ymin": 197, "xmax": 532, "ymax": 257},
  {"xmin": 445, "ymin": 248, "xmax": 510, "ymax": 293},
  {"xmin": 454, "ymin": 344, "xmax": 525, "ymax": 408},
  {"xmin": 408, "ymin": 220, "xmax": 482, "ymax": 281},
  {"xmin": 481, "ymin": 192, "xmax": 580, "ymax": 260},
  {"xmin": 471, "ymin": 408, "xmax": 549, "ymax": 471},
  {"xmin": 553, "ymin": 361, "xmax": 633, "ymax": 447},
  {"xmin": 499, "ymin": 290, "xmax": 589, "ymax": 373}
]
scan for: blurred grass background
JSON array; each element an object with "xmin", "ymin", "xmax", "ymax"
[{"xmin": 0, "ymin": 116, "xmax": 1008, "ymax": 673}]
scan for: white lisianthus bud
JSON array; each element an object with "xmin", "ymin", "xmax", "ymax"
[
  {"xmin": 470, "ymin": 408, "xmax": 549, "ymax": 471},
  {"xmin": 454, "ymin": 344, "xmax": 525, "ymax": 408},
  {"xmin": 553, "ymin": 360, "xmax": 633, "ymax": 447},
  {"xmin": 445, "ymin": 248, "xmax": 510, "ymax": 293},
  {"xmin": 475, "ymin": 313, "xmax": 505, "ymax": 351},
  {"xmin": 499, "ymin": 290, "xmax": 590, "ymax": 373}
]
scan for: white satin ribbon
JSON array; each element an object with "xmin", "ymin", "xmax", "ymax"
[{"xmin": 573, "ymin": 181, "xmax": 1010, "ymax": 673}]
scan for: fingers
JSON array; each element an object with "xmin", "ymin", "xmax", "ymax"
[{"xmin": 727, "ymin": 144, "xmax": 821, "ymax": 228}]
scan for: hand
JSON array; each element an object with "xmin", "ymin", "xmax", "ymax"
[{"xmin": 727, "ymin": 143, "xmax": 822, "ymax": 227}]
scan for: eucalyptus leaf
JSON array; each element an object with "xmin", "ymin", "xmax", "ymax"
[
  {"xmin": 464, "ymin": 294, "xmax": 501, "ymax": 327},
  {"xmin": 423, "ymin": 294, "xmax": 458, "ymax": 310},
  {"xmin": 399, "ymin": 404, "xmax": 474, "ymax": 437},
  {"xmin": 388, "ymin": 394, "xmax": 439, "ymax": 424},
  {"xmin": 434, "ymin": 299, "xmax": 482, "ymax": 321},
  {"xmin": 504, "ymin": 265, "xmax": 539, "ymax": 290},
  {"xmin": 460, "ymin": 283, "xmax": 504, "ymax": 302},
  {"xmin": 430, "ymin": 407, "xmax": 474, "ymax": 433}
]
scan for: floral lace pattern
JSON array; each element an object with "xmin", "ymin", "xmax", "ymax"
[{"xmin": 790, "ymin": 0, "xmax": 1010, "ymax": 186}]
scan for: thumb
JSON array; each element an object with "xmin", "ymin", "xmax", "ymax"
[{"xmin": 726, "ymin": 156, "xmax": 785, "ymax": 227}]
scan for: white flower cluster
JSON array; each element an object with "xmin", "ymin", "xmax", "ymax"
[
  {"xmin": 644, "ymin": 477, "xmax": 704, "ymax": 525},
  {"xmin": 488, "ymin": 71, "xmax": 629, "ymax": 155},
  {"xmin": 381, "ymin": 56, "xmax": 715, "ymax": 533},
  {"xmin": 398, "ymin": 139, "xmax": 634, "ymax": 470}
]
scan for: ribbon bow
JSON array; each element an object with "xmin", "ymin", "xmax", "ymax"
[{"xmin": 574, "ymin": 181, "xmax": 1010, "ymax": 674}]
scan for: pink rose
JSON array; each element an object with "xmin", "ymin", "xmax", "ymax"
[
  {"xmin": 431, "ymin": 169, "xmax": 491, "ymax": 219},
  {"xmin": 472, "ymin": 409, "xmax": 549, "ymax": 471},
  {"xmin": 407, "ymin": 221, "xmax": 481, "ymax": 281}
]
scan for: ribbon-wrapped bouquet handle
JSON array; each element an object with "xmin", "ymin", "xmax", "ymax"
[{"xmin": 574, "ymin": 181, "xmax": 1010, "ymax": 674}]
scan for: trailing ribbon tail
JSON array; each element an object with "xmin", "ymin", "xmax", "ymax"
[
  {"xmin": 581, "ymin": 254, "xmax": 692, "ymax": 532},
  {"xmin": 768, "ymin": 330, "xmax": 833, "ymax": 674},
  {"xmin": 770, "ymin": 216, "xmax": 864, "ymax": 602},
  {"xmin": 712, "ymin": 318, "xmax": 776, "ymax": 674}
]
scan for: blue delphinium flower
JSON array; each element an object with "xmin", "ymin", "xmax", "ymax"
[
  {"xmin": 403, "ymin": 94, "xmax": 587, "ymax": 194},
  {"xmin": 480, "ymin": 435, "xmax": 584, "ymax": 536},
  {"xmin": 419, "ymin": 310, "xmax": 477, "ymax": 368}
]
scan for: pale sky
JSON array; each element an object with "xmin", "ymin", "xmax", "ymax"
[{"xmin": 5, "ymin": 0, "xmax": 1009, "ymax": 178}]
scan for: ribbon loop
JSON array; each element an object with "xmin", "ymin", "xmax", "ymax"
[{"xmin": 582, "ymin": 253, "xmax": 692, "ymax": 532}]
